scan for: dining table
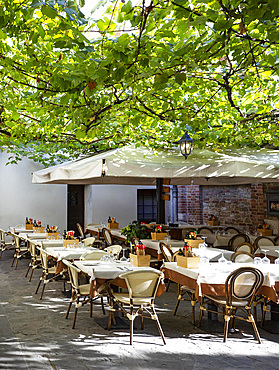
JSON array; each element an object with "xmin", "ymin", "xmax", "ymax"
[
  {"xmin": 140, "ymin": 238, "xmax": 233, "ymax": 262},
  {"xmin": 45, "ymin": 246, "xmax": 102, "ymax": 273},
  {"xmin": 85, "ymin": 225, "xmax": 126, "ymax": 243},
  {"xmin": 161, "ymin": 261, "xmax": 279, "ymax": 304},
  {"xmin": 74, "ymin": 260, "xmax": 166, "ymax": 298}
]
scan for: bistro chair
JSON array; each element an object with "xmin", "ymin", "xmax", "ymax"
[
  {"xmin": 197, "ymin": 227, "xmax": 214, "ymax": 246},
  {"xmin": 82, "ymin": 237, "xmax": 96, "ymax": 247},
  {"xmin": 0, "ymin": 228, "xmax": 15, "ymax": 259},
  {"xmin": 159, "ymin": 242, "xmax": 196, "ymax": 323},
  {"xmin": 77, "ymin": 223, "xmax": 85, "ymax": 239},
  {"xmin": 273, "ymin": 235, "xmax": 279, "ymax": 245},
  {"xmin": 35, "ymin": 248, "xmax": 64, "ymax": 300},
  {"xmin": 104, "ymin": 245, "xmax": 122, "ymax": 259},
  {"xmin": 25, "ymin": 240, "xmax": 42, "ymax": 282},
  {"xmin": 230, "ymin": 251, "xmax": 255, "ymax": 263},
  {"xmin": 62, "ymin": 260, "xmax": 105, "ymax": 329},
  {"xmin": 107, "ymin": 269, "xmax": 166, "ymax": 345},
  {"xmin": 228, "ymin": 233, "xmax": 250, "ymax": 251},
  {"xmin": 159, "ymin": 242, "xmax": 176, "ymax": 290},
  {"xmin": 224, "ymin": 226, "xmax": 241, "ymax": 235},
  {"xmin": 197, "ymin": 227, "xmax": 213, "ymax": 235},
  {"xmin": 11, "ymin": 234, "xmax": 29, "ymax": 269},
  {"xmin": 80, "ymin": 250, "xmax": 108, "ymax": 260},
  {"xmin": 253, "ymin": 236, "xmax": 275, "ymax": 252},
  {"xmin": 102, "ymin": 227, "xmax": 114, "ymax": 247},
  {"xmin": 198, "ymin": 267, "xmax": 264, "ymax": 343},
  {"xmin": 234, "ymin": 242, "xmax": 254, "ymax": 254}
]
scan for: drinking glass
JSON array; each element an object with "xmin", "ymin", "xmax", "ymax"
[
  {"xmin": 274, "ymin": 250, "xmax": 279, "ymax": 264},
  {"xmin": 261, "ymin": 249, "xmax": 270, "ymax": 265},
  {"xmin": 164, "ymin": 230, "xmax": 171, "ymax": 242},
  {"xmin": 253, "ymin": 257, "xmax": 262, "ymax": 265},
  {"xmin": 218, "ymin": 253, "xmax": 227, "ymax": 265}
]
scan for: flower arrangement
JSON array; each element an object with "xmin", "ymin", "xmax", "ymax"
[
  {"xmin": 135, "ymin": 241, "xmax": 145, "ymax": 255},
  {"xmin": 257, "ymin": 223, "xmax": 270, "ymax": 229},
  {"xmin": 209, "ymin": 214, "xmax": 217, "ymax": 221}
]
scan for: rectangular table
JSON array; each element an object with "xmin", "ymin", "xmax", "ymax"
[
  {"xmin": 162, "ymin": 262, "xmax": 279, "ymax": 303},
  {"xmin": 74, "ymin": 260, "xmax": 166, "ymax": 298},
  {"xmin": 45, "ymin": 246, "xmax": 101, "ymax": 273},
  {"xmin": 140, "ymin": 239, "xmax": 233, "ymax": 262},
  {"xmin": 86, "ymin": 225, "xmax": 126, "ymax": 243}
]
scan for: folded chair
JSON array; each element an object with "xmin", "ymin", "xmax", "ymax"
[
  {"xmin": 198, "ymin": 267, "xmax": 264, "ymax": 343},
  {"xmin": 63, "ymin": 260, "xmax": 105, "ymax": 329},
  {"xmin": 107, "ymin": 269, "xmax": 166, "ymax": 345}
]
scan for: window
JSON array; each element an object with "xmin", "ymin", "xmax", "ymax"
[{"xmin": 137, "ymin": 189, "xmax": 156, "ymax": 223}]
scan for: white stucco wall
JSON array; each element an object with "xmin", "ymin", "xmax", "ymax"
[
  {"xmin": 84, "ymin": 185, "xmax": 157, "ymax": 228},
  {"xmin": 0, "ymin": 151, "xmax": 67, "ymax": 231}
]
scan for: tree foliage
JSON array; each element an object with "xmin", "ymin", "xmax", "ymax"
[{"xmin": 0, "ymin": 0, "xmax": 279, "ymax": 165}]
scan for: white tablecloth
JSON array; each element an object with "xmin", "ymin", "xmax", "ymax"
[
  {"xmin": 164, "ymin": 262, "xmax": 279, "ymax": 299},
  {"xmin": 75, "ymin": 260, "xmax": 157, "ymax": 280},
  {"xmin": 45, "ymin": 246, "xmax": 99, "ymax": 261}
]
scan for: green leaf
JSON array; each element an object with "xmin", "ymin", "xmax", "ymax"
[{"xmin": 41, "ymin": 5, "xmax": 57, "ymax": 19}]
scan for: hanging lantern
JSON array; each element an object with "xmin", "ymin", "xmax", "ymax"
[{"xmin": 176, "ymin": 132, "xmax": 193, "ymax": 159}]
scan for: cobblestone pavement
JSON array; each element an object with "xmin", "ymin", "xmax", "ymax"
[{"xmin": 0, "ymin": 248, "xmax": 279, "ymax": 370}]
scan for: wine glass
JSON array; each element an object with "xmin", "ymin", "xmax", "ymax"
[
  {"xmin": 274, "ymin": 250, "xmax": 279, "ymax": 264},
  {"xmin": 253, "ymin": 257, "xmax": 262, "ymax": 265},
  {"xmin": 218, "ymin": 253, "xmax": 227, "ymax": 265},
  {"xmin": 261, "ymin": 249, "xmax": 270, "ymax": 265},
  {"xmin": 164, "ymin": 230, "xmax": 171, "ymax": 242}
]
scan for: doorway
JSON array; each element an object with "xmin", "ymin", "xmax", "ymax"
[{"xmin": 67, "ymin": 185, "xmax": 84, "ymax": 236}]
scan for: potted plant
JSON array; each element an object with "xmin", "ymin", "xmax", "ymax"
[{"xmin": 121, "ymin": 220, "xmax": 149, "ymax": 243}]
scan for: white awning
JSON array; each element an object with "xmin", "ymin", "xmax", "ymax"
[{"xmin": 32, "ymin": 145, "xmax": 279, "ymax": 185}]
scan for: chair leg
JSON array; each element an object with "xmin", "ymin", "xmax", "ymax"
[
  {"xmin": 14, "ymin": 257, "xmax": 19, "ymax": 270},
  {"xmin": 141, "ymin": 308, "xmax": 144, "ymax": 330},
  {"xmin": 166, "ymin": 279, "xmax": 170, "ymax": 292},
  {"xmin": 173, "ymin": 284, "xmax": 181, "ymax": 316},
  {"xmin": 223, "ymin": 308, "xmax": 230, "ymax": 342},
  {"xmin": 72, "ymin": 297, "xmax": 80, "ymax": 329},
  {"xmin": 11, "ymin": 254, "xmax": 16, "ymax": 267},
  {"xmin": 25, "ymin": 264, "xmax": 31, "ymax": 278},
  {"xmin": 29, "ymin": 268, "xmax": 35, "ymax": 282},
  {"xmin": 35, "ymin": 276, "xmax": 43, "ymax": 294},
  {"xmin": 191, "ymin": 293, "xmax": 196, "ymax": 325},
  {"xmin": 40, "ymin": 283, "xmax": 46, "ymax": 300},
  {"xmin": 151, "ymin": 305, "xmax": 166, "ymax": 345},
  {"xmin": 129, "ymin": 307, "xmax": 134, "ymax": 345},
  {"xmin": 65, "ymin": 301, "xmax": 72, "ymax": 319},
  {"xmin": 90, "ymin": 299, "xmax": 93, "ymax": 318},
  {"xmin": 101, "ymin": 296, "xmax": 105, "ymax": 315},
  {"xmin": 261, "ymin": 298, "xmax": 268, "ymax": 328},
  {"xmin": 249, "ymin": 309, "xmax": 261, "ymax": 344}
]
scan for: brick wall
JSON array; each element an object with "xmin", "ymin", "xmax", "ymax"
[{"xmin": 177, "ymin": 182, "xmax": 279, "ymax": 232}]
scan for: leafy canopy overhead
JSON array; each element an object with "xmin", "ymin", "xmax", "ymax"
[{"xmin": 0, "ymin": 0, "xmax": 279, "ymax": 165}]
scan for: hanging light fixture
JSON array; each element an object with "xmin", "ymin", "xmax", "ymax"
[{"xmin": 176, "ymin": 132, "xmax": 194, "ymax": 159}]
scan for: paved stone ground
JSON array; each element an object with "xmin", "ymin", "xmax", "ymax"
[{"xmin": 0, "ymin": 248, "xmax": 279, "ymax": 370}]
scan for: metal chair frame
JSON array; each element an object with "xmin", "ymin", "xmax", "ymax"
[
  {"xmin": 198, "ymin": 267, "xmax": 264, "ymax": 343},
  {"xmin": 107, "ymin": 269, "xmax": 166, "ymax": 345}
]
